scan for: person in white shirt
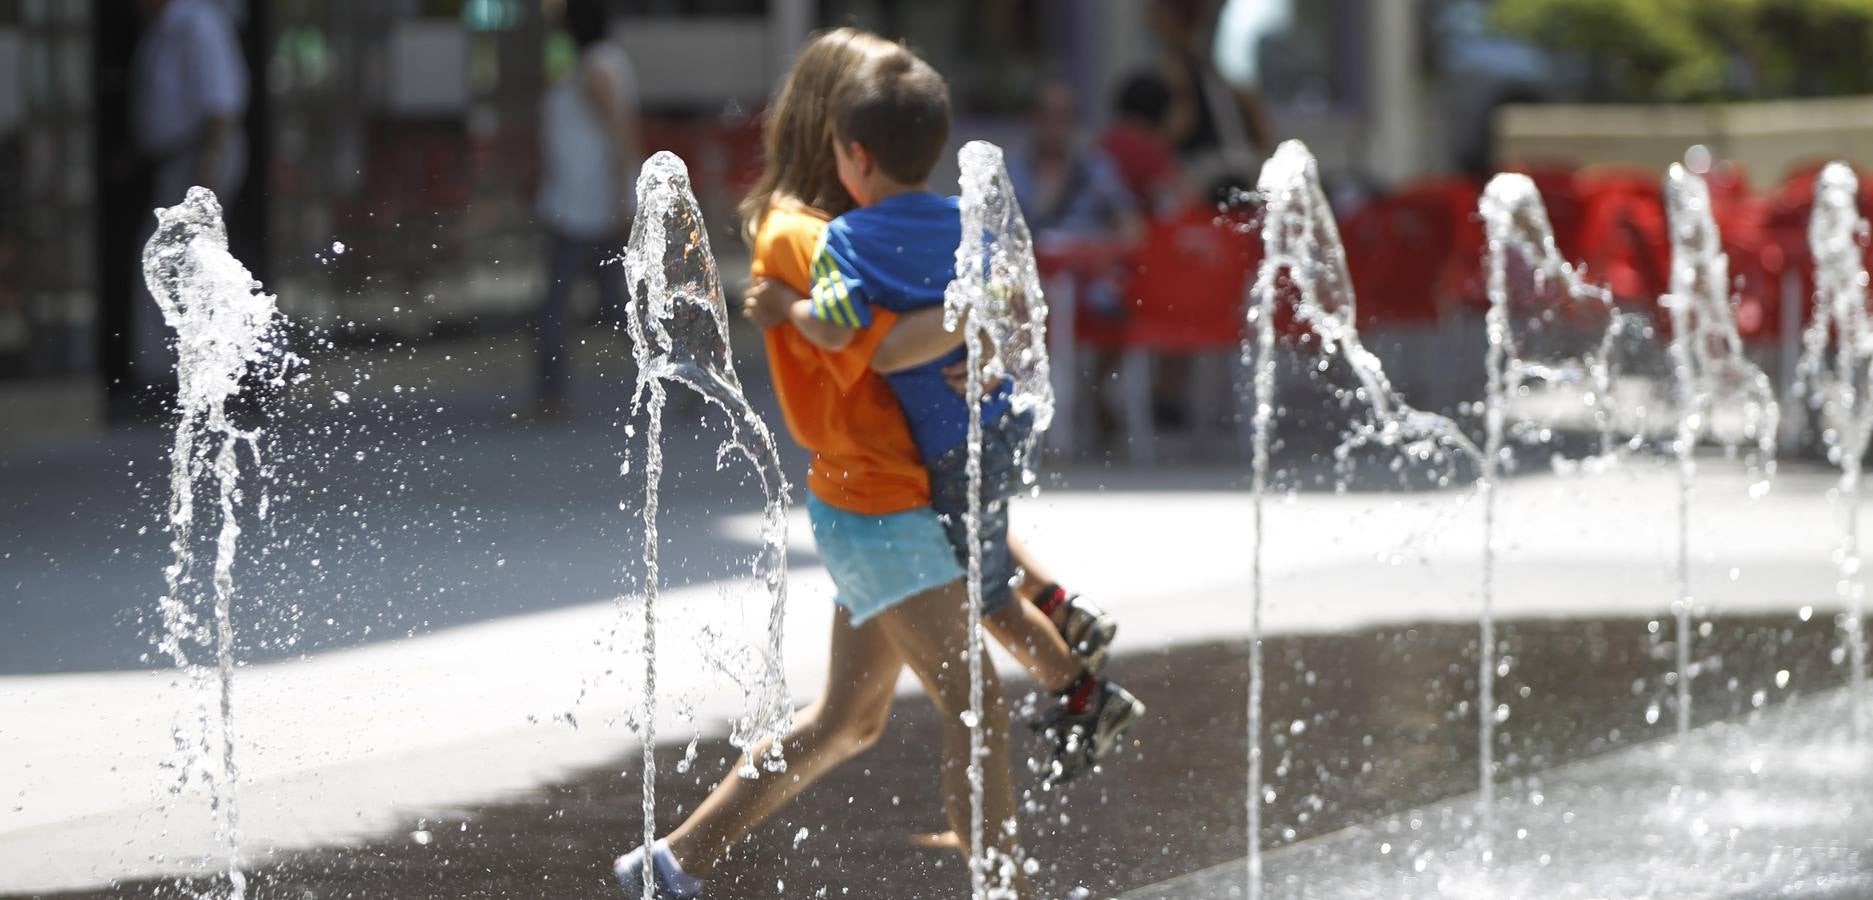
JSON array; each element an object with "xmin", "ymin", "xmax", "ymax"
[
  {"xmin": 534, "ymin": 0, "xmax": 643, "ymax": 416},
  {"xmin": 129, "ymin": 0, "xmax": 250, "ymax": 385}
]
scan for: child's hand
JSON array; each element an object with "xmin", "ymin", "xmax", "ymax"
[
  {"xmin": 742, "ymin": 278, "xmax": 799, "ymax": 330},
  {"xmin": 941, "ymin": 354, "xmax": 1007, "ymax": 399}
]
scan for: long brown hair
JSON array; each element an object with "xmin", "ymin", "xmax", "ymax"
[{"xmin": 739, "ymin": 27, "xmax": 900, "ymax": 246}]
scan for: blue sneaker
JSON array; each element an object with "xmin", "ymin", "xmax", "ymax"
[{"xmin": 612, "ymin": 839, "xmax": 704, "ymax": 898}]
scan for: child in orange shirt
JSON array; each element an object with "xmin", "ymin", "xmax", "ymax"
[
  {"xmin": 615, "ymin": 29, "xmax": 1030, "ymax": 898},
  {"xmin": 745, "ymin": 54, "xmax": 1139, "ymax": 786}
]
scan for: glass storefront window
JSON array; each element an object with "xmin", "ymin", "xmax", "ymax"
[
  {"xmin": 1217, "ymin": 0, "xmax": 1353, "ymax": 112},
  {"xmin": 0, "ymin": 0, "xmax": 91, "ymax": 380}
]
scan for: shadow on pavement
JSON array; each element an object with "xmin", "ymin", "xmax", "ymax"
[{"xmin": 28, "ymin": 612, "xmax": 1850, "ymax": 899}]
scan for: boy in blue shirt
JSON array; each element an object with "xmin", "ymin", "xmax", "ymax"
[{"xmin": 763, "ymin": 48, "xmax": 1143, "ymax": 784}]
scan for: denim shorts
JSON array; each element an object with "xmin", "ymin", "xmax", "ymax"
[
  {"xmin": 806, "ymin": 494, "xmax": 964, "ymax": 626},
  {"xmin": 929, "ymin": 408, "xmax": 1037, "ymax": 616}
]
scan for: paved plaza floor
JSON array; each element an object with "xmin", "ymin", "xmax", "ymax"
[{"xmin": 4, "ymin": 331, "xmax": 1869, "ymax": 897}]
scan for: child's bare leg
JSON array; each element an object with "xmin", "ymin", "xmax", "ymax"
[
  {"xmin": 1007, "ymin": 530, "xmax": 1120, "ymax": 675},
  {"xmin": 984, "ymin": 599, "xmax": 1081, "ymax": 693},
  {"xmin": 876, "ymin": 580, "xmax": 1032, "ymax": 899},
  {"xmin": 1006, "ymin": 533, "xmax": 1055, "ymax": 603},
  {"xmin": 665, "ymin": 608, "xmax": 903, "ymax": 878}
]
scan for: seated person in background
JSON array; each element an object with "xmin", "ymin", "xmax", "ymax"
[
  {"xmin": 1009, "ymin": 80, "xmax": 1142, "ymax": 257},
  {"xmin": 1010, "ymin": 80, "xmax": 1143, "ymax": 445}
]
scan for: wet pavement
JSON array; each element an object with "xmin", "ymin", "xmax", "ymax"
[
  {"xmin": 7, "ymin": 326, "xmax": 1868, "ymax": 898},
  {"xmin": 23, "ymin": 612, "xmax": 1858, "ymax": 900},
  {"xmin": 1132, "ymin": 687, "xmax": 1873, "ymax": 899}
]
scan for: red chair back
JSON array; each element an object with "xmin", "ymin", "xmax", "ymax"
[
  {"xmin": 1341, "ymin": 176, "xmax": 1485, "ymax": 325},
  {"xmin": 1576, "ymin": 171, "xmax": 1671, "ymax": 310},
  {"xmin": 1122, "ymin": 206, "xmax": 1258, "ymax": 351}
]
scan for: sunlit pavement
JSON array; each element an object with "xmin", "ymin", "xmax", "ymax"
[
  {"xmin": 7, "ymin": 456, "xmax": 1869, "ymax": 895},
  {"xmin": 5, "ymin": 334, "xmax": 1871, "ymax": 896}
]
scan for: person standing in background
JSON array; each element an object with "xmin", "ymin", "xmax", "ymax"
[
  {"xmin": 1150, "ymin": 0, "xmax": 1275, "ymax": 199},
  {"xmin": 1098, "ymin": 72, "xmax": 1185, "ymax": 214},
  {"xmin": 128, "ymin": 0, "xmax": 249, "ymax": 387},
  {"xmin": 534, "ymin": 0, "xmax": 643, "ymax": 418}
]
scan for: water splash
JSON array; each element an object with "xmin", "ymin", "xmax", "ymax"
[
  {"xmin": 1798, "ymin": 162, "xmax": 1872, "ymax": 736},
  {"xmin": 1479, "ymin": 173, "xmax": 1626, "ymax": 462},
  {"xmin": 143, "ymin": 186, "xmax": 288, "ymax": 899},
  {"xmin": 1661, "ymin": 163, "xmax": 1780, "ymax": 735},
  {"xmin": 620, "ymin": 151, "xmax": 796, "ymax": 893},
  {"xmin": 947, "ymin": 140, "xmax": 1053, "ymax": 898},
  {"xmin": 1478, "ymin": 173, "xmax": 1626, "ymax": 812},
  {"xmin": 1248, "ymin": 141, "xmax": 1484, "ymax": 895}
]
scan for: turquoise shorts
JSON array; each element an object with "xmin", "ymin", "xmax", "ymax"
[{"xmin": 807, "ymin": 494, "xmax": 964, "ymax": 626}]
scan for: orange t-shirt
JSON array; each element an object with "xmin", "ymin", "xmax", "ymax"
[{"xmin": 752, "ymin": 204, "xmax": 930, "ymax": 514}]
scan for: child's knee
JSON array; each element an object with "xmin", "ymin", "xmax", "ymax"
[
  {"xmin": 844, "ymin": 704, "xmax": 890, "ymax": 755},
  {"xmin": 819, "ymin": 694, "xmax": 893, "ymax": 759}
]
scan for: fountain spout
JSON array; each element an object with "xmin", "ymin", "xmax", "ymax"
[
  {"xmin": 1246, "ymin": 141, "xmax": 1484, "ymax": 893},
  {"xmin": 1799, "ymin": 162, "xmax": 1872, "ymax": 736},
  {"xmin": 1661, "ymin": 163, "xmax": 1780, "ymax": 735},
  {"xmin": 144, "ymin": 185, "xmax": 289, "ymax": 900},
  {"xmin": 945, "ymin": 139, "xmax": 1055, "ymax": 898},
  {"xmin": 618, "ymin": 150, "xmax": 796, "ymax": 896}
]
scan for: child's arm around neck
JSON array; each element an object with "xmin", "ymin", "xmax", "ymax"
[{"xmin": 784, "ymin": 288, "xmax": 964, "ymax": 371}]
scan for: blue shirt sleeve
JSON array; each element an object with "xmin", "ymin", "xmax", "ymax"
[{"xmin": 807, "ymin": 220, "xmax": 873, "ymax": 329}]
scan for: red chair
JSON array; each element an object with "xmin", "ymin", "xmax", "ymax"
[
  {"xmin": 1576, "ymin": 169, "xmax": 1671, "ymax": 313},
  {"xmin": 1123, "ymin": 206, "xmax": 1257, "ymax": 347},
  {"xmin": 1341, "ymin": 177, "xmax": 1484, "ymax": 327},
  {"xmin": 1116, "ymin": 206, "xmax": 1260, "ymax": 462},
  {"xmin": 1336, "ymin": 177, "xmax": 1484, "ymax": 408},
  {"xmin": 1037, "ymin": 239, "xmax": 1136, "ymax": 349},
  {"xmin": 1033, "ymin": 237, "xmax": 1136, "ymax": 455}
]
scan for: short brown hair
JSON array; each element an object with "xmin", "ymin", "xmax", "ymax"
[
  {"xmin": 738, "ymin": 28, "xmax": 899, "ymax": 246},
  {"xmin": 831, "ymin": 48, "xmax": 951, "ymax": 185}
]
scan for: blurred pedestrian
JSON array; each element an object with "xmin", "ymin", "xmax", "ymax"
[
  {"xmin": 1009, "ymin": 81, "xmax": 1141, "ymax": 446},
  {"xmin": 1009, "ymin": 81, "xmax": 1141, "ymax": 252},
  {"xmin": 1098, "ymin": 72, "xmax": 1185, "ymax": 214},
  {"xmin": 534, "ymin": 0, "xmax": 642, "ymax": 417},
  {"xmin": 1150, "ymin": 0, "xmax": 1276, "ymax": 199},
  {"xmin": 128, "ymin": 0, "xmax": 249, "ymax": 387}
]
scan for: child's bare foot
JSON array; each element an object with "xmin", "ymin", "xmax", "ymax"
[{"xmin": 910, "ymin": 829, "xmax": 965, "ymax": 852}]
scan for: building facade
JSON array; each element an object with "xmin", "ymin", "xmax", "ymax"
[{"xmin": 0, "ymin": 0, "xmax": 1440, "ymax": 435}]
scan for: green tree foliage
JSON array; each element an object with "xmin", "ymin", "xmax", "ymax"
[{"xmin": 1494, "ymin": 0, "xmax": 1873, "ymax": 101}]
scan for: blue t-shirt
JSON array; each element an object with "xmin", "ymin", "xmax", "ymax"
[{"xmin": 808, "ymin": 191, "xmax": 1012, "ymax": 465}]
